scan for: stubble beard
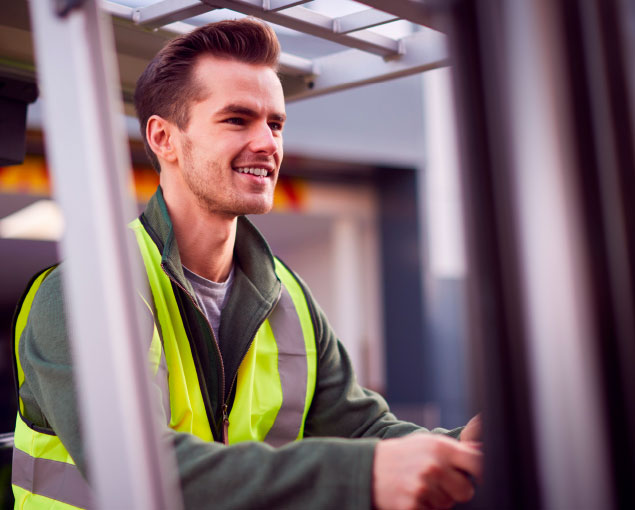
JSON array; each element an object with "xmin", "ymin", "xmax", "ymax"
[{"xmin": 181, "ymin": 137, "xmax": 275, "ymax": 218}]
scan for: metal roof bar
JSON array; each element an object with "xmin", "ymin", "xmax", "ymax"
[
  {"xmin": 103, "ymin": 0, "xmax": 136, "ymax": 17},
  {"xmin": 132, "ymin": 0, "xmax": 216, "ymax": 28},
  {"xmin": 267, "ymin": 0, "xmax": 312, "ymax": 11},
  {"xmin": 357, "ymin": 0, "xmax": 445, "ymax": 33},
  {"xmin": 278, "ymin": 52, "xmax": 316, "ymax": 76},
  {"xmin": 333, "ymin": 9, "xmax": 400, "ymax": 34},
  {"xmin": 201, "ymin": 1, "xmax": 401, "ymax": 56},
  {"xmin": 131, "ymin": 0, "xmax": 402, "ymax": 57},
  {"xmin": 99, "ymin": 1, "xmax": 449, "ymax": 101},
  {"xmin": 101, "ymin": 1, "xmax": 315, "ymax": 77},
  {"xmin": 284, "ymin": 27, "xmax": 447, "ymax": 101}
]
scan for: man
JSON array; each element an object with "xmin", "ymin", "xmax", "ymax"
[{"xmin": 12, "ymin": 18, "xmax": 481, "ymax": 510}]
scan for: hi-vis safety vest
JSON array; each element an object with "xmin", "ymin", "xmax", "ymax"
[{"xmin": 12, "ymin": 218, "xmax": 317, "ymax": 509}]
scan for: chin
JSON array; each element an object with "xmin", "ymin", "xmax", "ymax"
[
  {"xmin": 229, "ymin": 198, "xmax": 274, "ymax": 216},
  {"xmin": 242, "ymin": 203, "xmax": 273, "ymax": 216}
]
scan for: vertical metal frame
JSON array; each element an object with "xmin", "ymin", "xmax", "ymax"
[
  {"xmin": 443, "ymin": 1, "xmax": 542, "ymax": 507},
  {"xmin": 503, "ymin": 2, "xmax": 614, "ymax": 508},
  {"xmin": 445, "ymin": 0, "xmax": 635, "ymax": 508},
  {"xmin": 28, "ymin": 1, "xmax": 182, "ymax": 508},
  {"xmin": 561, "ymin": 0, "xmax": 635, "ymax": 507}
]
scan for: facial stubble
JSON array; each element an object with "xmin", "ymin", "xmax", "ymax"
[{"xmin": 181, "ymin": 135, "xmax": 276, "ymax": 217}]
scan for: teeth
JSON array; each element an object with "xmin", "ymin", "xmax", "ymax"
[{"xmin": 236, "ymin": 167, "xmax": 269, "ymax": 177}]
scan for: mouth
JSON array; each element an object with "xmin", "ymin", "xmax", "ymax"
[{"xmin": 233, "ymin": 166, "xmax": 272, "ymax": 178}]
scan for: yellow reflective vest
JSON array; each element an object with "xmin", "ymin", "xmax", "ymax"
[{"xmin": 12, "ymin": 219, "xmax": 317, "ymax": 509}]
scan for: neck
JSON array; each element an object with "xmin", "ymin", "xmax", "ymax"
[{"xmin": 161, "ymin": 183, "xmax": 237, "ymax": 283}]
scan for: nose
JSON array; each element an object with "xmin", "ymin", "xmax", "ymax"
[{"xmin": 249, "ymin": 122, "xmax": 279, "ymax": 155}]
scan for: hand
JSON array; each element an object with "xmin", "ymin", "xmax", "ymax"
[
  {"xmin": 372, "ymin": 434, "xmax": 482, "ymax": 510},
  {"xmin": 459, "ymin": 414, "xmax": 482, "ymax": 443}
]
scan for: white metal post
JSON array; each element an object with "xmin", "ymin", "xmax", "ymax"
[
  {"xmin": 420, "ymin": 68, "xmax": 466, "ymax": 281},
  {"xmin": 28, "ymin": 1, "xmax": 182, "ymax": 508},
  {"xmin": 331, "ymin": 218, "xmax": 364, "ymax": 382}
]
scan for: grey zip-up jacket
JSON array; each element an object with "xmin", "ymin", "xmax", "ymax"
[{"xmin": 17, "ymin": 187, "xmax": 460, "ymax": 509}]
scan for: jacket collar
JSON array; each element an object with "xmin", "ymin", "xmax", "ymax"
[{"xmin": 140, "ymin": 186, "xmax": 281, "ymax": 304}]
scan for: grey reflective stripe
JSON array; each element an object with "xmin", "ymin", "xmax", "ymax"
[
  {"xmin": 144, "ymin": 293, "xmax": 172, "ymax": 426},
  {"xmin": 155, "ymin": 345, "xmax": 172, "ymax": 425},
  {"xmin": 12, "ymin": 447, "xmax": 93, "ymax": 509},
  {"xmin": 265, "ymin": 285, "xmax": 308, "ymax": 447}
]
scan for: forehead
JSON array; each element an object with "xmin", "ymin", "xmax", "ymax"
[{"xmin": 192, "ymin": 55, "xmax": 285, "ymax": 113}]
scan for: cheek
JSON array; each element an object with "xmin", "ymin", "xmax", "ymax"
[{"xmin": 193, "ymin": 131, "xmax": 237, "ymax": 154}]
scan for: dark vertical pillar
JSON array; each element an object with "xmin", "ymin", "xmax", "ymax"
[
  {"xmin": 378, "ymin": 168, "xmax": 430, "ymax": 421},
  {"xmin": 0, "ymin": 76, "xmax": 38, "ymax": 166},
  {"xmin": 441, "ymin": 0, "xmax": 635, "ymax": 507},
  {"xmin": 443, "ymin": 1, "xmax": 542, "ymax": 508},
  {"xmin": 560, "ymin": 1, "xmax": 635, "ymax": 506},
  {"xmin": 424, "ymin": 277, "xmax": 469, "ymax": 428}
]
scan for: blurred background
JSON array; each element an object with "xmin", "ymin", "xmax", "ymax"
[{"xmin": 2, "ymin": 0, "xmax": 634, "ymax": 509}]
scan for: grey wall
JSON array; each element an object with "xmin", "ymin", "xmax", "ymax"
[{"xmin": 284, "ymin": 74, "xmax": 425, "ymax": 167}]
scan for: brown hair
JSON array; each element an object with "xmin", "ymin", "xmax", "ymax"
[{"xmin": 134, "ymin": 18, "xmax": 281, "ymax": 172}]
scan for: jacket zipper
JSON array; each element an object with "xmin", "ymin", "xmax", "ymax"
[{"xmin": 222, "ymin": 404, "xmax": 229, "ymax": 445}]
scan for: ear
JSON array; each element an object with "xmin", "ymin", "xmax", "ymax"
[{"xmin": 146, "ymin": 115, "xmax": 178, "ymax": 165}]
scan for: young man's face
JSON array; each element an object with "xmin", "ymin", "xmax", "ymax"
[{"xmin": 174, "ymin": 55, "xmax": 286, "ymax": 217}]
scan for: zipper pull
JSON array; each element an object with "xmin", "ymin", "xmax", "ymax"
[{"xmin": 222, "ymin": 404, "xmax": 229, "ymax": 446}]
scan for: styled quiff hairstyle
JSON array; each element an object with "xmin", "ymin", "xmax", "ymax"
[{"xmin": 134, "ymin": 18, "xmax": 281, "ymax": 172}]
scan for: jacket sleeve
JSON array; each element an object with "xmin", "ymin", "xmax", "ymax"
[
  {"xmin": 296, "ymin": 275, "xmax": 463, "ymax": 441},
  {"xmin": 18, "ymin": 267, "xmax": 378, "ymax": 510}
]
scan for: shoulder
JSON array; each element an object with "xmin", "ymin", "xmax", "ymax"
[
  {"xmin": 20, "ymin": 265, "xmax": 70, "ymax": 363},
  {"xmin": 28, "ymin": 265, "xmax": 66, "ymax": 319}
]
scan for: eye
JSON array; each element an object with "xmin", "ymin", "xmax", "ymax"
[
  {"xmin": 224, "ymin": 117, "xmax": 245, "ymax": 126},
  {"xmin": 269, "ymin": 122, "xmax": 283, "ymax": 131}
]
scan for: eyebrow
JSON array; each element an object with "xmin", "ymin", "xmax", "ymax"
[{"xmin": 217, "ymin": 104, "xmax": 286, "ymax": 123}]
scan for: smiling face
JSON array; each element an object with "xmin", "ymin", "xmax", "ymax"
[{"xmin": 172, "ymin": 55, "xmax": 286, "ymax": 218}]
